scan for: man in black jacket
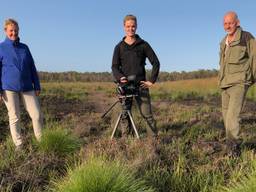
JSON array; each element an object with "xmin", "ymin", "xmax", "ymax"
[{"xmin": 112, "ymin": 14, "xmax": 160, "ymax": 137}]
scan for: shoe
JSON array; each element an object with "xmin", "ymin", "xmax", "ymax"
[{"xmin": 225, "ymin": 139, "xmax": 242, "ymax": 156}]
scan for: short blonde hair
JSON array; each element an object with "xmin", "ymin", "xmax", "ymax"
[
  {"xmin": 4, "ymin": 18, "xmax": 19, "ymax": 30},
  {"xmin": 123, "ymin": 14, "xmax": 137, "ymax": 25}
]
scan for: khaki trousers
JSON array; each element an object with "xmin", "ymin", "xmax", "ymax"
[
  {"xmin": 221, "ymin": 85, "xmax": 248, "ymax": 140},
  {"xmin": 3, "ymin": 90, "xmax": 43, "ymax": 146}
]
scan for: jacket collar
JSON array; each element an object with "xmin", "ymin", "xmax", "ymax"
[
  {"xmin": 229, "ymin": 27, "xmax": 242, "ymax": 46},
  {"xmin": 122, "ymin": 34, "xmax": 144, "ymax": 46},
  {"xmin": 220, "ymin": 27, "xmax": 242, "ymax": 48},
  {"xmin": 4, "ymin": 37, "xmax": 20, "ymax": 46}
]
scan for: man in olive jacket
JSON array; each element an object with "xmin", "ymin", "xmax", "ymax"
[{"xmin": 219, "ymin": 11, "xmax": 256, "ymax": 142}]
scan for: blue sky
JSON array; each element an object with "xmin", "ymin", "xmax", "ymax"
[{"xmin": 0, "ymin": 0, "xmax": 255, "ymax": 72}]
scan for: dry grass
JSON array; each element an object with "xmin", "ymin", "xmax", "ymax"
[
  {"xmin": 154, "ymin": 77, "xmax": 218, "ymax": 93},
  {"xmin": 1, "ymin": 78, "xmax": 256, "ymax": 191}
]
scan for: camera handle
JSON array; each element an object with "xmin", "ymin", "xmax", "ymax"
[{"xmin": 111, "ymin": 109, "xmax": 139, "ymax": 139}]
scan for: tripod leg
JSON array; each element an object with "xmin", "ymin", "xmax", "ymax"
[
  {"xmin": 127, "ymin": 111, "xmax": 139, "ymax": 139},
  {"xmin": 111, "ymin": 113, "xmax": 122, "ymax": 139},
  {"xmin": 101, "ymin": 100, "xmax": 120, "ymax": 118}
]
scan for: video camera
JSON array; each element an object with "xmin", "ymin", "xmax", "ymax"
[
  {"xmin": 101, "ymin": 75, "xmax": 141, "ymax": 139},
  {"xmin": 116, "ymin": 75, "xmax": 139, "ymax": 96}
]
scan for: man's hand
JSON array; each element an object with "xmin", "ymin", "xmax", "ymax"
[
  {"xmin": 140, "ymin": 81, "xmax": 153, "ymax": 89},
  {"xmin": 35, "ymin": 90, "xmax": 40, "ymax": 96},
  {"xmin": 120, "ymin": 77, "xmax": 128, "ymax": 83}
]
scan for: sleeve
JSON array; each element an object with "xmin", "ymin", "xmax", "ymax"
[
  {"xmin": 251, "ymin": 39, "xmax": 256, "ymax": 83},
  {"xmin": 144, "ymin": 42, "xmax": 160, "ymax": 83},
  {"xmin": 27, "ymin": 46, "xmax": 41, "ymax": 90},
  {"xmin": 111, "ymin": 44, "xmax": 125, "ymax": 81},
  {"xmin": 0, "ymin": 49, "xmax": 3, "ymax": 92}
]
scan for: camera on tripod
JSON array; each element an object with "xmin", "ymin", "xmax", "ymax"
[
  {"xmin": 101, "ymin": 75, "xmax": 141, "ymax": 139},
  {"xmin": 116, "ymin": 75, "xmax": 139, "ymax": 97}
]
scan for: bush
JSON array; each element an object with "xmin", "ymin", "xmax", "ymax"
[
  {"xmin": 37, "ymin": 127, "xmax": 81, "ymax": 156},
  {"xmin": 51, "ymin": 156, "xmax": 155, "ymax": 192},
  {"xmin": 0, "ymin": 136, "xmax": 18, "ymax": 170},
  {"xmin": 220, "ymin": 160, "xmax": 256, "ymax": 192}
]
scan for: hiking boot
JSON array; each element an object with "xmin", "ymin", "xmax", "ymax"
[{"xmin": 225, "ymin": 139, "xmax": 242, "ymax": 156}]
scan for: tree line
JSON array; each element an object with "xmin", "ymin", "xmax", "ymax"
[{"xmin": 39, "ymin": 69, "xmax": 218, "ymax": 82}]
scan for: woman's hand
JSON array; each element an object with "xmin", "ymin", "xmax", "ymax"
[
  {"xmin": 120, "ymin": 77, "xmax": 128, "ymax": 83},
  {"xmin": 35, "ymin": 90, "xmax": 40, "ymax": 96},
  {"xmin": 0, "ymin": 93, "xmax": 3, "ymax": 102}
]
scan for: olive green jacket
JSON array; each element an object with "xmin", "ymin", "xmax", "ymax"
[{"xmin": 219, "ymin": 27, "xmax": 256, "ymax": 88}]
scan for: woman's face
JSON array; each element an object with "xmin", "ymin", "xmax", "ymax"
[{"xmin": 5, "ymin": 24, "xmax": 19, "ymax": 41}]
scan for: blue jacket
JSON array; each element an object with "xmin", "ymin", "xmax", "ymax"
[{"xmin": 0, "ymin": 37, "xmax": 40, "ymax": 92}]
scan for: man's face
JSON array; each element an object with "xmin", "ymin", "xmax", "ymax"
[
  {"xmin": 5, "ymin": 24, "xmax": 19, "ymax": 41},
  {"xmin": 124, "ymin": 19, "xmax": 137, "ymax": 37},
  {"xmin": 223, "ymin": 14, "xmax": 239, "ymax": 35}
]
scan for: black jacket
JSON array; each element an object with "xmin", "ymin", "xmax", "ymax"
[{"xmin": 112, "ymin": 35, "xmax": 160, "ymax": 83}]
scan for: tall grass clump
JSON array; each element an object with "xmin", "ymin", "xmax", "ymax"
[
  {"xmin": 219, "ymin": 155, "xmax": 256, "ymax": 192},
  {"xmin": 52, "ymin": 156, "xmax": 155, "ymax": 192},
  {"xmin": 247, "ymin": 85, "xmax": 256, "ymax": 101},
  {"xmin": 142, "ymin": 153, "xmax": 223, "ymax": 192},
  {"xmin": 37, "ymin": 127, "xmax": 81, "ymax": 156},
  {"xmin": 0, "ymin": 137, "xmax": 18, "ymax": 170},
  {"xmin": 142, "ymin": 163, "xmax": 173, "ymax": 192},
  {"xmin": 222, "ymin": 172, "xmax": 256, "ymax": 192}
]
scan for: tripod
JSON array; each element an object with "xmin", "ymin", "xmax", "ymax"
[{"xmin": 101, "ymin": 94, "xmax": 140, "ymax": 139}]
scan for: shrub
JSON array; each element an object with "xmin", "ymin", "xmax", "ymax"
[
  {"xmin": 0, "ymin": 137, "xmax": 17, "ymax": 170},
  {"xmin": 37, "ymin": 127, "xmax": 81, "ymax": 157},
  {"xmin": 51, "ymin": 156, "xmax": 155, "ymax": 192},
  {"xmin": 220, "ymin": 159, "xmax": 256, "ymax": 192}
]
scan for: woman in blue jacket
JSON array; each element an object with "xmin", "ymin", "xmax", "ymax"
[{"xmin": 0, "ymin": 18, "xmax": 43, "ymax": 150}]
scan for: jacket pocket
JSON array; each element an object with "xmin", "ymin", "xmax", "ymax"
[
  {"xmin": 227, "ymin": 62, "xmax": 249, "ymax": 74},
  {"xmin": 229, "ymin": 46, "xmax": 247, "ymax": 64},
  {"xmin": 228, "ymin": 46, "xmax": 249, "ymax": 74}
]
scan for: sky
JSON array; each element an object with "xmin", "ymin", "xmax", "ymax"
[{"xmin": 0, "ymin": 0, "xmax": 255, "ymax": 73}]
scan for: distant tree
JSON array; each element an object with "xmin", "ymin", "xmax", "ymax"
[{"xmin": 39, "ymin": 69, "xmax": 218, "ymax": 82}]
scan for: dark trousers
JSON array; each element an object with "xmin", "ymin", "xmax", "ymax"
[
  {"xmin": 136, "ymin": 88, "xmax": 157, "ymax": 135},
  {"xmin": 119, "ymin": 88, "xmax": 157, "ymax": 136}
]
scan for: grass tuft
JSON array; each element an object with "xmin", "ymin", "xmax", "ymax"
[
  {"xmin": 51, "ymin": 156, "xmax": 155, "ymax": 192},
  {"xmin": 37, "ymin": 127, "xmax": 81, "ymax": 157},
  {"xmin": 219, "ymin": 155, "xmax": 256, "ymax": 192}
]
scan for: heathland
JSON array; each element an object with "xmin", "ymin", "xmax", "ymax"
[{"xmin": 1, "ymin": 76, "xmax": 256, "ymax": 191}]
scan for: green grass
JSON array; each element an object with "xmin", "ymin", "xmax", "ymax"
[
  {"xmin": 0, "ymin": 137, "xmax": 18, "ymax": 170},
  {"xmin": 246, "ymin": 85, "xmax": 256, "ymax": 101},
  {"xmin": 41, "ymin": 82, "xmax": 90, "ymax": 101},
  {"xmin": 1, "ymin": 79, "xmax": 256, "ymax": 191},
  {"xmin": 218, "ymin": 153, "xmax": 256, "ymax": 192},
  {"xmin": 36, "ymin": 124, "xmax": 81, "ymax": 157},
  {"xmin": 222, "ymin": 171, "xmax": 256, "ymax": 192},
  {"xmin": 51, "ymin": 156, "xmax": 155, "ymax": 192}
]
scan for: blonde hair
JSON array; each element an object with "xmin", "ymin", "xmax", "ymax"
[
  {"xmin": 4, "ymin": 18, "xmax": 19, "ymax": 30},
  {"xmin": 123, "ymin": 14, "xmax": 137, "ymax": 25}
]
